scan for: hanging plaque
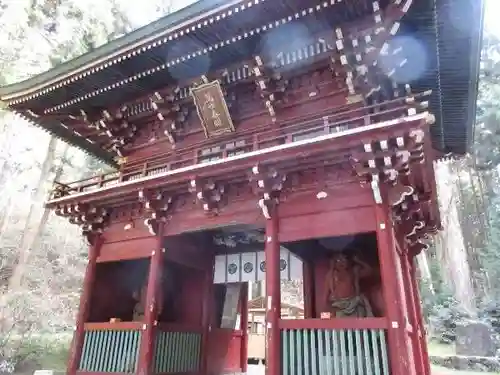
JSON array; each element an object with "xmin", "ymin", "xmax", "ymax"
[{"xmin": 191, "ymin": 80, "xmax": 235, "ymax": 138}]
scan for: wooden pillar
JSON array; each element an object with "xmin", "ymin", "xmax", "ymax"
[
  {"xmin": 201, "ymin": 254, "xmax": 214, "ymax": 375},
  {"xmin": 374, "ymin": 204, "xmax": 405, "ymax": 375},
  {"xmin": 240, "ymin": 283, "xmax": 249, "ymax": 372},
  {"xmin": 410, "ymin": 257, "xmax": 432, "ymax": 375},
  {"xmin": 137, "ymin": 223, "xmax": 165, "ymax": 375},
  {"xmin": 265, "ymin": 208, "xmax": 281, "ymax": 375},
  {"xmin": 303, "ymin": 260, "xmax": 315, "ymax": 318},
  {"xmin": 67, "ymin": 234, "xmax": 102, "ymax": 375}
]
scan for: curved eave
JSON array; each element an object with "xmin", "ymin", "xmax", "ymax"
[
  {"xmin": 435, "ymin": 0, "xmax": 484, "ymax": 156},
  {"xmin": 0, "ymin": 0, "xmax": 236, "ymax": 100},
  {"xmin": 465, "ymin": 0, "xmax": 485, "ymax": 153},
  {"xmin": 406, "ymin": 0, "xmax": 484, "ymax": 156},
  {"xmin": 17, "ymin": 111, "xmax": 118, "ymax": 167}
]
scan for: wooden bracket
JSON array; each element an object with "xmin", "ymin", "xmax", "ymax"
[
  {"xmin": 54, "ymin": 203, "xmax": 111, "ymax": 244},
  {"xmin": 350, "ymin": 124, "xmax": 437, "ymax": 250},
  {"xmin": 96, "ymin": 107, "xmax": 137, "ymax": 157},
  {"xmin": 253, "ymin": 56, "xmax": 289, "ymax": 123},
  {"xmin": 138, "ymin": 188, "xmax": 173, "ymax": 235},
  {"xmin": 51, "ymin": 181, "xmax": 71, "ymax": 199},
  {"xmin": 149, "ymin": 88, "xmax": 189, "ymax": 145},
  {"xmin": 188, "ymin": 178, "xmax": 225, "ymax": 215},
  {"xmin": 250, "ymin": 164, "xmax": 287, "ymax": 219},
  {"xmin": 332, "ymin": 0, "xmax": 416, "ymax": 104}
]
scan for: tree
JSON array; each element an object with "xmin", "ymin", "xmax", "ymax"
[
  {"xmin": 0, "ymin": 0, "xmax": 180, "ymax": 369},
  {"xmin": 0, "ymin": 0, "xmax": 137, "ymax": 370}
]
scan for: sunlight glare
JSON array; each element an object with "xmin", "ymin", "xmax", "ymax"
[{"xmin": 485, "ymin": 0, "xmax": 500, "ymax": 36}]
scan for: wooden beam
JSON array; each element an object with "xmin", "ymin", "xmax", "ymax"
[
  {"xmin": 279, "ymin": 317, "xmax": 388, "ymax": 330},
  {"xmin": 83, "ymin": 321, "xmax": 143, "ymax": 331},
  {"xmin": 97, "ymin": 238, "xmax": 157, "ymax": 262},
  {"xmin": 45, "ymin": 113, "xmax": 430, "ymax": 207}
]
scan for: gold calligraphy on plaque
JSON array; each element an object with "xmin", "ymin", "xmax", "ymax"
[{"xmin": 191, "ymin": 80, "xmax": 235, "ymax": 138}]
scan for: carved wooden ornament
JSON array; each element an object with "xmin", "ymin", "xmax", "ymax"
[
  {"xmin": 190, "ymin": 79, "xmax": 235, "ymax": 138},
  {"xmin": 138, "ymin": 189, "xmax": 172, "ymax": 235},
  {"xmin": 54, "ymin": 203, "xmax": 110, "ymax": 245},
  {"xmin": 189, "ymin": 178, "xmax": 225, "ymax": 215},
  {"xmin": 250, "ymin": 165, "xmax": 286, "ymax": 219}
]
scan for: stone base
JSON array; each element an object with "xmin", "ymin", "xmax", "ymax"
[{"xmin": 430, "ymin": 355, "xmax": 500, "ymax": 372}]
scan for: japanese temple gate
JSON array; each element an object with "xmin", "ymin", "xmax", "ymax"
[{"xmin": 0, "ymin": 0, "xmax": 484, "ymax": 374}]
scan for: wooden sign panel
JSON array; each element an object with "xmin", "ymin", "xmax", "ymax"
[{"xmin": 191, "ymin": 80, "xmax": 235, "ymax": 137}]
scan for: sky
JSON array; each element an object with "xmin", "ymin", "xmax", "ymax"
[
  {"xmin": 485, "ymin": 0, "xmax": 499, "ymax": 36},
  {"xmin": 121, "ymin": 0, "xmax": 199, "ymax": 28}
]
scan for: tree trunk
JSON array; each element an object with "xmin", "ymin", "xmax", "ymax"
[
  {"xmin": 0, "ymin": 114, "xmax": 13, "ymax": 196},
  {"xmin": 416, "ymin": 252, "xmax": 434, "ymax": 294},
  {"xmin": 0, "ymin": 195, "xmax": 12, "ymax": 236},
  {"xmin": 6, "ymin": 136, "xmax": 61, "ymax": 292},
  {"xmin": 434, "ymin": 160, "xmax": 476, "ymax": 314},
  {"xmin": 27, "ymin": 142, "xmax": 69, "ymax": 259}
]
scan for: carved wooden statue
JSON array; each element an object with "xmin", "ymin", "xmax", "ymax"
[
  {"xmin": 132, "ymin": 277, "xmax": 164, "ymax": 321},
  {"xmin": 324, "ymin": 252, "xmax": 373, "ymax": 318}
]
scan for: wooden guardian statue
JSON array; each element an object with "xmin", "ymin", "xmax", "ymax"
[{"xmin": 324, "ymin": 252, "xmax": 374, "ymax": 318}]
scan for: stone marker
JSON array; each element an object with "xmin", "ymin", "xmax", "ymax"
[{"xmin": 456, "ymin": 320, "xmax": 495, "ymax": 357}]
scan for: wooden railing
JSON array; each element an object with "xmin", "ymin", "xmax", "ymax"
[
  {"xmin": 153, "ymin": 324, "xmax": 202, "ymax": 374},
  {"xmin": 79, "ymin": 322, "xmax": 142, "ymax": 373},
  {"xmin": 280, "ymin": 319, "xmax": 390, "ymax": 375},
  {"xmin": 50, "ymin": 93, "xmax": 430, "ymax": 200}
]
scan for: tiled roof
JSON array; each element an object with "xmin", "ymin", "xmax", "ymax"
[{"xmin": 0, "ymin": 0, "xmax": 484, "ymax": 161}]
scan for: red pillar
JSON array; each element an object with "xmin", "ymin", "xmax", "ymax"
[
  {"xmin": 240, "ymin": 283, "xmax": 249, "ymax": 372},
  {"xmin": 265, "ymin": 208, "xmax": 281, "ymax": 375},
  {"xmin": 303, "ymin": 260, "xmax": 315, "ymax": 319},
  {"xmin": 67, "ymin": 234, "xmax": 102, "ymax": 375},
  {"xmin": 410, "ymin": 257, "xmax": 431, "ymax": 375},
  {"xmin": 201, "ymin": 255, "xmax": 215, "ymax": 375},
  {"xmin": 137, "ymin": 223, "xmax": 165, "ymax": 375},
  {"xmin": 374, "ymin": 204, "xmax": 406, "ymax": 375}
]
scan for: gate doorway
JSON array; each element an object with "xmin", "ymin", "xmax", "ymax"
[
  {"xmin": 183, "ymin": 224, "xmax": 264, "ymax": 375},
  {"xmin": 204, "ymin": 225, "xmax": 305, "ymax": 374},
  {"xmin": 173, "ymin": 224, "xmax": 306, "ymax": 375}
]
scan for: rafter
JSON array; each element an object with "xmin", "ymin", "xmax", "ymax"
[{"xmin": 329, "ymin": 0, "xmax": 414, "ymax": 105}]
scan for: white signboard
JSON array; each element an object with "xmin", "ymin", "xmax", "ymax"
[
  {"xmin": 34, "ymin": 371, "xmax": 54, "ymax": 375},
  {"xmin": 213, "ymin": 247, "xmax": 303, "ymax": 284}
]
